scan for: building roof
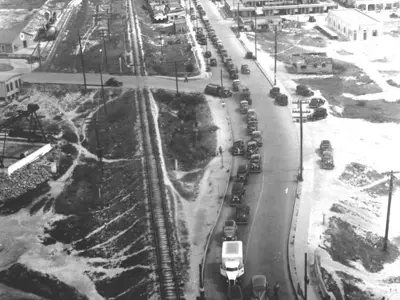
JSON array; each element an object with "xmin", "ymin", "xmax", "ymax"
[
  {"xmin": 0, "ymin": 72, "xmax": 22, "ymax": 82},
  {"xmin": 292, "ymin": 53, "xmax": 332, "ymax": 65},
  {"xmin": 329, "ymin": 9, "xmax": 380, "ymax": 26}
]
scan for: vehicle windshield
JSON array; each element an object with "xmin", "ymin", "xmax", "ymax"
[{"xmin": 226, "ymin": 267, "xmax": 238, "ymax": 271}]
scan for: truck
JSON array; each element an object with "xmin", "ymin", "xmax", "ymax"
[
  {"xmin": 204, "ymin": 83, "xmax": 232, "ymax": 98},
  {"xmin": 220, "ymin": 241, "xmax": 244, "ymax": 284},
  {"xmin": 235, "ymin": 204, "xmax": 250, "ymax": 224},
  {"xmin": 246, "ymin": 140, "xmax": 258, "ymax": 158},
  {"xmin": 231, "ymin": 182, "xmax": 245, "ymax": 206},
  {"xmin": 250, "ymin": 154, "xmax": 262, "ymax": 173},
  {"xmin": 240, "ymin": 100, "xmax": 248, "ymax": 114}
]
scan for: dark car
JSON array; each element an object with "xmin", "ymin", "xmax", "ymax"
[
  {"xmin": 228, "ymin": 284, "xmax": 243, "ymax": 300},
  {"xmin": 237, "ymin": 163, "xmax": 250, "ymax": 184},
  {"xmin": 269, "ymin": 86, "xmax": 280, "ymax": 98},
  {"xmin": 204, "ymin": 51, "xmax": 211, "ymax": 58},
  {"xmin": 230, "ymin": 182, "xmax": 245, "ymax": 206},
  {"xmin": 320, "ymin": 140, "xmax": 332, "ymax": 153},
  {"xmin": 308, "ymin": 107, "xmax": 327, "ymax": 121},
  {"xmin": 251, "ymin": 275, "xmax": 268, "ymax": 300},
  {"xmin": 275, "ymin": 93, "xmax": 288, "ymax": 106},
  {"xmin": 241, "ymin": 64, "xmax": 250, "ymax": 74},
  {"xmin": 191, "ymin": 14, "xmax": 197, "ymax": 20},
  {"xmin": 210, "ymin": 58, "xmax": 217, "ymax": 66},
  {"xmin": 222, "ymin": 220, "xmax": 238, "ymax": 241},
  {"xmin": 198, "ymin": 39, "xmax": 207, "ymax": 45},
  {"xmin": 296, "ymin": 84, "xmax": 314, "ymax": 97},
  {"xmin": 309, "ymin": 97, "xmax": 325, "ymax": 109},
  {"xmin": 105, "ymin": 77, "xmax": 122, "ymax": 87}
]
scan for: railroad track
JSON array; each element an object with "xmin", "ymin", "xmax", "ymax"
[
  {"xmin": 136, "ymin": 89, "xmax": 182, "ymax": 300},
  {"xmin": 126, "ymin": 0, "xmax": 142, "ymax": 75}
]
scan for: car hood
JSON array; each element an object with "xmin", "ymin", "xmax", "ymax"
[{"xmin": 224, "ymin": 227, "xmax": 236, "ymax": 237}]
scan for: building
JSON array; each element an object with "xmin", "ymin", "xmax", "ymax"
[
  {"xmin": 227, "ymin": 0, "xmax": 338, "ymax": 20},
  {"xmin": 0, "ymin": 73, "xmax": 23, "ymax": 102},
  {"xmin": 167, "ymin": 5, "xmax": 186, "ymax": 21},
  {"xmin": 174, "ymin": 17, "xmax": 188, "ymax": 33},
  {"xmin": 336, "ymin": 0, "xmax": 399, "ymax": 11},
  {"xmin": 0, "ymin": 24, "xmax": 35, "ymax": 54},
  {"xmin": 291, "ymin": 53, "xmax": 333, "ymax": 74},
  {"xmin": 326, "ymin": 8, "xmax": 382, "ymax": 40}
]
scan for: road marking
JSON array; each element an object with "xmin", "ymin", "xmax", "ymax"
[
  {"xmin": 244, "ymin": 154, "xmax": 267, "ymax": 265},
  {"xmin": 285, "ymin": 188, "xmax": 288, "ymax": 194}
]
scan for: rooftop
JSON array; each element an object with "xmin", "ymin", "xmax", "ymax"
[
  {"xmin": 329, "ymin": 8, "xmax": 380, "ymax": 25},
  {"xmin": 0, "ymin": 72, "xmax": 22, "ymax": 82},
  {"xmin": 292, "ymin": 55, "xmax": 333, "ymax": 65}
]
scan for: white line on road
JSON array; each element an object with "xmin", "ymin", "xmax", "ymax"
[
  {"xmin": 244, "ymin": 154, "xmax": 267, "ymax": 265},
  {"xmin": 285, "ymin": 188, "xmax": 288, "ymax": 194}
]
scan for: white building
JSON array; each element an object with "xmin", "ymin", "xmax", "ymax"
[
  {"xmin": 0, "ymin": 73, "xmax": 22, "ymax": 102},
  {"xmin": 326, "ymin": 8, "xmax": 382, "ymax": 40}
]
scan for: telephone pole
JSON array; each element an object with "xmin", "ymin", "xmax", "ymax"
[
  {"xmin": 237, "ymin": 3, "xmax": 240, "ymax": 32},
  {"xmin": 274, "ymin": 25, "xmax": 278, "ymax": 86},
  {"xmin": 37, "ymin": 41, "xmax": 42, "ymax": 70},
  {"xmin": 101, "ymin": 30, "xmax": 108, "ymax": 73},
  {"xmin": 304, "ymin": 253, "xmax": 309, "ymax": 300},
  {"xmin": 220, "ymin": 69, "xmax": 223, "ymax": 87},
  {"xmin": 77, "ymin": 30, "xmax": 87, "ymax": 91},
  {"xmin": 298, "ymin": 100, "xmax": 304, "ymax": 182},
  {"xmin": 383, "ymin": 171, "xmax": 394, "ymax": 252},
  {"xmin": 174, "ymin": 61, "xmax": 179, "ymax": 95},
  {"xmin": 254, "ymin": 8, "xmax": 257, "ymax": 60}
]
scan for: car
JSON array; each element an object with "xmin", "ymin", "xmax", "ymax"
[
  {"xmin": 320, "ymin": 140, "xmax": 332, "ymax": 153},
  {"xmin": 222, "ymin": 220, "xmax": 238, "ymax": 241},
  {"xmin": 241, "ymin": 64, "xmax": 250, "ymax": 74},
  {"xmin": 204, "ymin": 51, "xmax": 211, "ymax": 58},
  {"xmin": 191, "ymin": 14, "xmax": 197, "ymax": 20},
  {"xmin": 251, "ymin": 275, "xmax": 268, "ymax": 300},
  {"xmin": 321, "ymin": 150, "xmax": 334, "ymax": 169},
  {"xmin": 236, "ymin": 163, "xmax": 250, "ymax": 184},
  {"xmin": 105, "ymin": 77, "xmax": 122, "ymax": 87},
  {"xmin": 309, "ymin": 16, "xmax": 316, "ymax": 22},
  {"xmin": 296, "ymin": 84, "xmax": 314, "ymax": 97},
  {"xmin": 245, "ymin": 51, "xmax": 253, "ymax": 59},
  {"xmin": 210, "ymin": 58, "xmax": 217, "ymax": 66},
  {"xmin": 198, "ymin": 39, "xmax": 207, "ymax": 45},
  {"xmin": 309, "ymin": 97, "xmax": 325, "ymax": 109},
  {"xmin": 275, "ymin": 93, "xmax": 288, "ymax": 106},
  {"xmin": 269, "ymin": 86, "xmax": 280, "ymax": 98}
]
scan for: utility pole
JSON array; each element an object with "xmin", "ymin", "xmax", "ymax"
[
  {"xmin": 37, "ymin": 41, "xmax": 42, "ymax": 70},
  {"xmin": 383, "ymin": 171, "xmax": 394, "ymax": 252},
  {"xmin": 174, "ymin": 61, "xmax": 179, "ymax": 95},
  {"xmin": 101, "ymin": 30, "xmax": 108, "ymax": 73},
  {"xmin": 254, "ymin": 8, "xmax": 257, "ymax": 60},
  {"xmin": 237, "ymin": 3, "xmax": 240, "ymax": 32},
  {"xmin": 77, "ymin": 30, "xmax": 87, "ymax": 91},
  {"xmin": 274, "ymin": 25, "xmax": 278, "ymax": 86},
  {"xmin": 99, "ymin": 64, "xmax": 107, "ymax": 115},
  {"xmin": 298, "ymin": 99, "xmax": 304, "ymax": 181},
  {"xmin": 174, "ymin": 20, "xmax": 177, "ymax": 35},
  {"xmin": 159, "ymin": 35, "xmax": 164, "ymax": 56},
  {"xmin": 304, "ymin": 253, "xmax": 309, "ymax": 300},
  {"xmin": 107, "ymin": 9, "xmax": 111, "ymax": 41},
  {"xmin": 205, "ymin": 40, "xmax": 208, "ymax": 53},
  {"xmin": 220, "ymin": 69, "xmax": 223, "ymax": 87}
]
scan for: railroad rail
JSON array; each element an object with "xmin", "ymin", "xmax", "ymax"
[{"xmin": 136, "ymin": 89, "xmax": 182, "ymax": 300}]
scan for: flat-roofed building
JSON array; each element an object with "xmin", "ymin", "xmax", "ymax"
[
  {"xmin": 326, "ymin": 8, "xmax": 382, "ymax": 40},
  {"xmin": 0, "ymin": 73, "xmax": 22, "ymax": 102}
]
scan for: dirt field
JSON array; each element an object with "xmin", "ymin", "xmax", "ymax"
[{"xmin": 43, "ymin": 0, "xmax": 131, "ymax": 74}]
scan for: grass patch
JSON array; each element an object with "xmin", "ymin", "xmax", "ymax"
[
  {"xmin": 338, "ymin": 162, "xmax": 384, "ymax": 187},
  {"xmin": 42, "ymin": 0, "xmax": 132, "ymax": 74},
  {"xmin": 86, "ymin": 90, "xmax": 138, "ymax": 160},
  {"xmin": 152, "ymin": 89, "xmax": 217, "ymax": 171},
  {"xmin": 324, "ymin": 216, "xmax": 400, "ymax": 273},
  {"xmin": 337, "ymin": 271, "xmax": 376, "ymax": 300}
]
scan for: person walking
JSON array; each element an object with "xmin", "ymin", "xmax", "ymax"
[
  {"xmin": 184, "ymin": 73, "xmax": 189, "ymax": 82},
  {"xmin": 273, "ymin": 282, "xmax": 280, "ymax": 296}
]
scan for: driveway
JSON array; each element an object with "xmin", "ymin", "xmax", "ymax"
[{"xmin": 199, "ymin": 2, "xmax": 299, "ymax": 300}]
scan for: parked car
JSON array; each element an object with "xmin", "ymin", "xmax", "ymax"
[
  {"xmin": 204, "ymin": 51, "xmax": 212, "ymax": 58},
  {"xmin": 308, "ymin": 107, "xmax": 327, "ymax": 121},
  {"xmin": 296, "ymin": 84, "xmax": 314, "ymax": 97},
  {"xmin": 251, "ymin": 275, "xmax": 268, "ymax": 300},
  {"xmin": 210, "ymin": 58, "xmax": 217, "ymax": 66},
  {"xmin": 191, "ymin": 14, "xmax": 197, "ymax": 20},
  {"xmin": 245, "ymin": 51, "xmax": 253, "ymax": 59},
  {"xmin": 275, "ymin": 93, "xmax": 288, "ymax": 106},
  {"xmin": 241, "ymin": 64, "xmax": 250, "ymax": 74},
  {"xmin": 309, "ymin": 97, "xmax": 325, "ymax": 108},
  {"xmin": 105, "ymin": 77, "xmax": 122, "ymax": 87},
  {"xmin": 308, "ymin": 16, "xmax": 316, "ymax": 22},
  {"xmin": 236, "ymin": 163, "xmax": 250, "ymax": 184},
  {"xmin": 222, "ymin": 220, "xmax": 238, "ymax": 241},
  {"xmin": 320, "ymin": 140, "xmax": 332, "ymax": 153},
  {"xmin": 269, "ymin": 86, "xmax": 280, "ymax": 98}
]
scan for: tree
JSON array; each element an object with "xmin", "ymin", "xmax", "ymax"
[{"xmin": 185, "ymin": 63, "xmax": 194, "ymax": 74}]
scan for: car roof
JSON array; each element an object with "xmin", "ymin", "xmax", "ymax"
[
  {"xmin": 248, "ymin": 140, "xmax": 257, "ymax": 144},
  {"xmin": 238, "ymin": 164, "xmax": 248, "ymax": 171},
  {"xmin": 225, "ymin": 220, "xmax": 235, "ymax": 226},
  {"xmin": 251, "ymin": 154, "xmax": 261, "ymax": 158},
  {"xmin": 252, "ymin": 275, "xmax": 267, "ymax": 286},
  {"xmin": 252, "ymin": 131, "xmax": 261, "ymax": 135},
  {"xmin": 233, "ymin": 182, "xmax": 244, "ymax": 189}
]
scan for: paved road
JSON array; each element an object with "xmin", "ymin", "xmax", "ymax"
[{"xmin": 200, "ymin": 3, "xmax": 299, "ymax": 300}]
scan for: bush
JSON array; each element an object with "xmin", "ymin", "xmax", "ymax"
[
  {"xmin": 185, "ymin": 63, "xmax": 195, "ymax": 73},
  {"xmin": 153, "ymin": 89, "xmax": 175, "ymax": 105},
  {"xmin": 356, "ymin": 100, "xmax": 367, "ymax": 107},
  {"xmin": 61, "ymin": 125, "xmax": 78, "ymax": 143}
]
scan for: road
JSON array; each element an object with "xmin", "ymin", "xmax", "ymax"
[
  {"xmin": 21, "ymin": 7, "xmax": 299, "ymax": 298},
  {"xmin": 198, "ymin": 3, "xmax": 299, "ymax": 300}
]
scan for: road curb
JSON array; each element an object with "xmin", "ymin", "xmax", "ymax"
[{"xmin": 200, "ymin": 102, "xmax": 234, "ymax": 296}]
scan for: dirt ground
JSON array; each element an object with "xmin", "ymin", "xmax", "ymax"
[{"xmin": 43, "ymin": 0, "xmax": 131, "ymax": 74}]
